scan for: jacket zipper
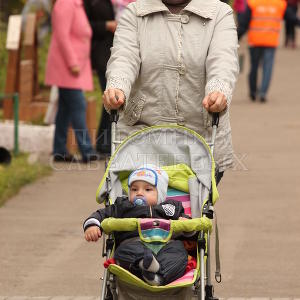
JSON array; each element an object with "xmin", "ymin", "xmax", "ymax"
[{"xmin": 150, "ymin": 206, "xmax": 153, "ymax": 218}]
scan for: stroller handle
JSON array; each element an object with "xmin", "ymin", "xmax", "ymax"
[
  {"xmin": 210, "ymin": 112, "xmax": 219, "ymax": 156},
  {"xmin": 212, "ymin": 112, "xmax": 219, "ymax": 128},
  {"xmin": 110, "ymin": 110, "xmax": 119, "ymax": 123}
]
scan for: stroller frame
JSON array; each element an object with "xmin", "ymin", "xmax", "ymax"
[{"xmin": 99, "ymin": 111, "xmax": 221, "ymax": 300}]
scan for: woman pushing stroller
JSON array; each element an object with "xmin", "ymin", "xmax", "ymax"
[
  {"xmin": 83, "ymin": 165, "xmax": 189, "ymax": 286},
  {"xmin": 102, "ymin": 0, "xmax": 239, "ymax": 179}
]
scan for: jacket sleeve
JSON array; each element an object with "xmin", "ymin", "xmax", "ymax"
[
  {"xmin": 52, "ymin": 0, "xmax": 79, "ymax": 68},
  {"xmin": 83, "ymin": 202, "xmax": 117, "ymax": 231},
  {"xmin": 177, "ymin": 202, "xmax": 191, "ymax": 219},
  {"xmin": 205, "ymin": 3, "xmax": 239, "ymax": 107},
  {"xmin": 106, "ymin": 3, "xmax": 141, "ymax": 100},
  {"xmin": 158, "ymin": 199, "xmax": 189, "ymax": 220}
]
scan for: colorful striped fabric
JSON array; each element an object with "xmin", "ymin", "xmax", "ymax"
[
  {"xmin": 139, "ymin": 218, "xmax": 171, "ymax": 242},
  {"xmin": 138, "ymin": 189, "xmax": 196, "ymax": 286},
  {"xmin": 167, "ymin": 269, "xmax": 196, "ymax": 286},
  {"xmin": 166, "ymin": 188, "xmax": 191, "ymax": 216},
  {"xmin": 165, "ymin": 188, "xmax": 196, "ymax": 285}
]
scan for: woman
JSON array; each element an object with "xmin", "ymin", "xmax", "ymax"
[
  {"xmin": 22, "ymin": 0, "xmax": 52, "ymax": 44},
  {"xmin": 84, "ymin": 0, "xmax": 116, "ymax": 156},
  {"xmin": 233, "ymin": 0, "xmax": 246, "ymax": 26},
  {"xmin": 45, "ymin": 0, "xmax": 96, "ymax": 162},
  {"xmin": 103, "ymin": 0, "xmax": 239, "ymax": 178},
  {"xmin": 284, "ymin": 0, "xmax": 299, "ymax": 47}
]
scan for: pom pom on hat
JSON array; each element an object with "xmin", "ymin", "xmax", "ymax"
[{"xmin": 128, "ymin": 164, "xmax": 169, "ymax": 204}]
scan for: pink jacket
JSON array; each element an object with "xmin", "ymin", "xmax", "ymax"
[
  {"xmin": 233, "ymin": 0, "xmax": 245, "ymax": 13},
  {"xmin": 45, "ymin": 0, "xmax": 93, "ymax": 91}
]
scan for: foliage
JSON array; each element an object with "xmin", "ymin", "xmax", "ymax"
[
  {"xmin": 86, "ymin": 74, "xmax": 103, "ymax": 124},
  {"xmin": 0, "ymin": 0, "xmax": 25, "ymax": 22},
  {"xmin": 38, "ymin": 34, "xmax": 51, "ymax": 87},
  {"xmin": 0, "ymin": 153, "xmax": 52, "ymax": 207},
  {"xmin": 0, "ymin": 22, "xmax": 7, "ymax": 94}
]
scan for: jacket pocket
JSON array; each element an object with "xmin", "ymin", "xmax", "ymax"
[{"xmin": 123, "ymin": 93, "xmax": 146, "ymax": 126}]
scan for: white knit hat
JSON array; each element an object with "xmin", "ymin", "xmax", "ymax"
[{"xmin": 128, "ymin": 164, "xmax": 169, "ymax": 204}]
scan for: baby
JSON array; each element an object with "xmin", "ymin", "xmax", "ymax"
[{"xmin": 83, "ymin": 165, "xmax": 188, "ymax": 285}]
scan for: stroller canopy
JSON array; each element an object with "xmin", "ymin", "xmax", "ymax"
[{"xmin": 96, "ymin": 125, "xmax": 218, "ymax": 217}]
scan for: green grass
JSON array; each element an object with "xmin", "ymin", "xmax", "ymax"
[
  {"xmin": 0, "ymin": 22, "xmax": 7, "ymax": 94},
  {"xmin": 38, "ymin": 34, "xmax": 51, "ymax": 87},
  {"xmin": 86, "ymin": 74, "xmax": 103, "ymax": 124},
  {"xmin": 0, "ymin": 153, "xmax": 52, "ymax": 207}
]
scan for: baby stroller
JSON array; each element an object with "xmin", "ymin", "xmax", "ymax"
[{"xmin": 96, "ymin": 112, "xmax": 221, "ymax": 300}]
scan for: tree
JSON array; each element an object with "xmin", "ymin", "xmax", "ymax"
[{"xmin": 0, "ymin": 0, "xmax": 25, "ymax": 22}]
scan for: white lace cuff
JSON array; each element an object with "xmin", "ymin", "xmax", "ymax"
[
  {"xmin": 106, "ymin": 76, "xmax": 131, "ymax": 102},
  {"xmin": 104, "ymin": 76, "xmax": 131, "ymax": 114},
  {"xmin": 205, "ymin": 78, "xmax": 233, "ymax": 107}
]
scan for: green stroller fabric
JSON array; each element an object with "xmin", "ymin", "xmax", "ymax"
[
  {"xmin": 95, "ymin": 125, "xmax": 219, "ymax": 294},
  {"xmin": 101, "ymin": 217, "xmax": 212, "ymax": 292}
]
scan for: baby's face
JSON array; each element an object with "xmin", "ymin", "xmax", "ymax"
[{"xmin": 129, "ymin": 180, "xmax": 158, "ymax": 206}]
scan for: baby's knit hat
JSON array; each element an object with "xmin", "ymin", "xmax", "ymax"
[{"xmin": 128, "ymin": 164, "xmax": 169, "ymax": 204}]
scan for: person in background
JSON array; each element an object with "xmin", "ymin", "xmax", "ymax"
[
  {"xmin": 102, "ymin": 0, "xmax": 239, "ymax": 183},
  {"xmin": 84, "ymin": 0, "xmax": 116, "ymax": 157},
  {"xmin": 45, "ymin": 0, "xmax": 97, "ymax": 163},
  {"xmin": 111, "ymin": 0, "xmax": 136, "ymax": 21},
  {"xmin": 238, "ymin": 0, "xmax": 300, "ymax": 102},
  {"xmin": 22, "ymin": 0, "xmax": 52, "ymax": 44},
  {"xmin": 284, "ymin": 0, "xmax": 299, "ymax": 48},
  {"xmin": 233, "ymin": 0, "xmax": 246, "ymax": 26}
]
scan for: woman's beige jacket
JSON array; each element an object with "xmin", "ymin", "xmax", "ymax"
[{"xmin": 106, "ymin": 0, "xmax": 239, "ymax": 171}]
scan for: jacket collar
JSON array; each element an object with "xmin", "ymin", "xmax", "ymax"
[{"xmin": 136, "ymin": 0, "xmax": 217, "ymax": 19}]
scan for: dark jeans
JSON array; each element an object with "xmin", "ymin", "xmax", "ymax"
[
  {"xmin": 96, "ymin": 70, "xmax": 111, "ymax": 154},
  {"xmin": 114, "ymin": 240, "xmax": 188, "ymax": 285},
  {"xmin": 285, "ymin": 5, "xmax": 298, "ymax": 44},
  {"xmin": 248, "ymin": 47, "xmax": 276, "ymax": 99},
  {"xmin": 54, "ymin": 88, "xmax": 94, "ymax": 159}
]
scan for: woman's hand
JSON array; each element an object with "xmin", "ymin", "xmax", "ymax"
[
  {"xmin": 70, "ymin": 65, "xmax": 80, "ymax": 77},
  {"xmin": 103, "ymin": 88, "xmax": 125, "ymax": 111},
  {"xmin": 202, "ymin": 91, "xmax": 227, "ymax": 113},
  {"xmin": 85, "ymin": 226, "xmax": 102, "ymax": 242},
  {"xmin": 106, "ymin": 21, "xmax": 117, "ymax": 33}
]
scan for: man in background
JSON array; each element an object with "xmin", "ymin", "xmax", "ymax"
[{"xmin": 238, "ymin": 0, "xmax": 300, "ymax": 102}]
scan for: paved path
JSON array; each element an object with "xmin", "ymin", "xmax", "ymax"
[
  {"xmin": 213, "ymin": 41, "xmax": 300, "ymax": 297},
  {"xmin": 1, "ymin": 41, "xmax": 300, "ymax": 298}
]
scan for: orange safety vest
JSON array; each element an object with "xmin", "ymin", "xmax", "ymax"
[{"xmin": 248, "ymin": 0, "xmax": 287, "ymax": 47}]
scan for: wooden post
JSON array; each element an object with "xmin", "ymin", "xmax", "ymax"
[
  {"xmin": 19, "ymin": 60, "xmax": 34, "ymax": 121},
  {"xmin": 23, "ymin": 13, "xmax": 39, "ymax": 96},
  {"xmin": 19, "ymin": 60, "xmax": 34, "ymax": 104},
  {"xmin": 3, "ymin": 15, "xmax": 22, "ymax": 119}
]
